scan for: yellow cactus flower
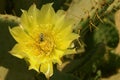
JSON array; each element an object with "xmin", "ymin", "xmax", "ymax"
[{"xmin": 9, "ymin": 3, "xmax": 79, "ymax": 78}]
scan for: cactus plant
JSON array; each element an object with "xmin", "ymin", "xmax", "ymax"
[{"xmin": 0, "ymin": 0, "xmax": 120, "ymax": 80}]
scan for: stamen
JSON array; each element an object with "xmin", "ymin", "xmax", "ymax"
[{"xmin": 37, "ymin": 32, "xmax": 54, "ymax": 55}]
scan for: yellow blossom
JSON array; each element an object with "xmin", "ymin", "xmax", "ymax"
[{"xmin": 9, "ymin": 3, "xmax": 79, "ymax": 78}]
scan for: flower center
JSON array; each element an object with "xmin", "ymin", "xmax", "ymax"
[{"xmin": 36, "ymin": 32, "xmax": 54, "ymax": 55}]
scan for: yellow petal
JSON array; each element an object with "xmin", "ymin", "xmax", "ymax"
[
  {"xmin": 9, "ymin": 26, "xmax": 31, "ymax": 43},
  {"xmin": 26, "ymin": 4, "xmax": 39, "ymax": 25},
  {"xmin": 28, "ymin": 58, "xmax": 40, "ymax": 72},
  {"xmin": 55, "ymin": 30, "xmax": 79, "ymax": 50},
  {"xmin": 56, "ymin": 10, "xmax": 65, "ymax": 16},
  {"xmin": 28, "ymin": 4, "xmax": 39, "ymax": 19},
  {"xmin": 53, "ymin": 15, "xmax": 65, "ymax": 32},
  {"xmin": 21, "ymin": 5, "xmax": 40, "ymax": 33},
  {"xmin": 52, "ymin": 49, "xmax": 64, "ymax": 65},
  {"xmin": 38, "ymin": 3, "xmax": 55, "ymax": 24},
  {"xmin": 21, "ymin": 10, "xmax": 28, "ymax": 28},
  {"xmin": 9, "ymin": 44, "xmax": 26, "ymax": 59},
  {"xmin": 21, "ymin": 10, "xmax": 34, "ymax": 32},
  {"xmin": 52, "ymin": 10, "xmax": 66, "ymax": 32},
  {"xmin": 40, "ymin": 62, "xmax": 53, "ymax": 78}
]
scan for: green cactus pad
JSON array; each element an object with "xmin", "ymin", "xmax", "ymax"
[{"xmin": 93, "ymin": 19, "xmax": 119, "ymax": 48}]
